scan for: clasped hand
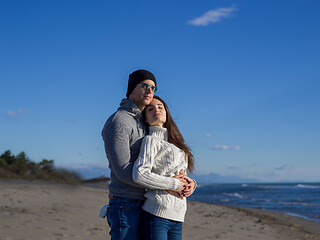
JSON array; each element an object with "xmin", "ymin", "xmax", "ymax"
[{"xmin": 167, "ymin": 171, "xmax": 196, "ymax": 199}]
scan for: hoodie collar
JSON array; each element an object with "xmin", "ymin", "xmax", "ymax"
[{"xmin": 118, "ymin": 98, "xmax": 141, "ymax": 115}]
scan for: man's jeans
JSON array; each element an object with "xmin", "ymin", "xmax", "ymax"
[
  {"xmin": 106, "ymin": 197, "xmax": 144, "ymax": 240},
  {"xmin": 141, "ymin": 210, "xmax": 182, "ymax": 240}
]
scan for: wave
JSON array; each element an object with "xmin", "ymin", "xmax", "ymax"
[
  {"xmin": 257, "ymin": 185, "xmax": 294, "ymax": 189},
  {"xmin": 285, "ymin": 212, "xmax": 320, "ymax": 222},
  {"xmin": 223, "ymin": 192, "xmax": 245, "ymax": 199},
  {"xmin": 295, "ymin": 184, "xmax": 320, "ymax": 189},
  {"xmin": 195, "ymin": 184, "xmax": 206, "ymax": 188},
  {"xmin": 279, "ymin": 201, "xmax": 320, "ymax": 207},
  {"xmin": 252, "ymin": 184, "xmax": 320, "ymax": 190}
]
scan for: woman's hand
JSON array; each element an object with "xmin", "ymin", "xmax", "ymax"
[
  {"xmin": 166, "ymin": 174, "xmax": 187, "ymax": 199},
  {"xmin": 181, "ymin": 178, "xmax": 196, "ymax": 197},
  {"xmin": 167, "ymin": 171, "xmax": 196, "ymax": 198},
  {"xmin": 176, "ymin": 170, "xmax": 196, "ymax": 197}
]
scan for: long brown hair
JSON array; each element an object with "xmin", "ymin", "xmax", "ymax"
[{"xmin": 143, "ymin": 95, "xmax": 195, "ymax": 173}]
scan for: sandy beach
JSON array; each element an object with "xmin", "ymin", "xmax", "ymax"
[{"xmin": 1, "ymin": 179, "xmax": 319, "ymax": 240}]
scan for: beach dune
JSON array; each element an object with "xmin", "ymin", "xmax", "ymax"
[{"xmin": 0, "ymin": 180, "xmax": 319, "ymax": 240}]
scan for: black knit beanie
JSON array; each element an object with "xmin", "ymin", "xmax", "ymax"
[{"xmin": 126, "ymin": 69, "xmax": 157, "ymax": 98}]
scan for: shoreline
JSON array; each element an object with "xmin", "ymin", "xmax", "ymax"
[
  {"xmin": 1, "ymin": 179, "xmax": 320, "ymax": 240},
  {"xmin": 188, "ymin": 200, "xmax": 320, "ymax": 235},
  {"xmin": 225, "ymin": 204, "xmax": 320, "ymax": 236},
  {"xmin": 184, "ymin": 201, "xmax": 320, "ymax": 239},
  {"xmin": 192, "ymin": 199, "xmax": 320, "ymax": 224}
]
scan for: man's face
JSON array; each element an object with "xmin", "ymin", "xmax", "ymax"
[{"xmin": 128, "ymin": 79, "xmax": 156, "ymax": 110}]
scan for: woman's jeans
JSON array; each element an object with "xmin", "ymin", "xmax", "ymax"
[
  {"xmin": 141, "ymin": 209, "xmax": 182, "ymax": 240},
  {"xmin": 106, "ymin": 197, "xmax": 144, "ymax": 240}
]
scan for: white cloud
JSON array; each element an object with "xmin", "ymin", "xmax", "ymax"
[
  {"xmin": 205, "ymin": 133, "xmax": 212, "ymax": 137},
  {"xmin": 187, "ymin": 5, "xmax": 238, "ymax": 26},
  {"xmin": 3, "ymin": 109, "xmax": 29, "ymax": 118},
  {"xmin": 5, "ymin": 110, "xmax": 18, "ymax": 117},
  {"xmin": 18, "ymin": 108, "xmax": 28, "ymax": 114},
  {"xmin": 65, "ymin": 118, "xmax": 76, "ymax": 123},
  {"xmin": 212, "ymin": 145, "xmax": 241, "ymax": 150},
  {"xmin": 227, "ymin": 165, "xmax": 243, "ymax": 170},
  {"xmin": 274, "ymin": 164, "xmax": 294, "ymax": 171}
]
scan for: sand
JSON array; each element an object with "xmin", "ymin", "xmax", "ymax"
[{"xmin": 0, "ymin": 179, "xmax": 319, "ymax": 240}]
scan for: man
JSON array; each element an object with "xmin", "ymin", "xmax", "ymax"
[{"xmin": 101, "ymin": 69, "xmax": 158, "ymax": 240}]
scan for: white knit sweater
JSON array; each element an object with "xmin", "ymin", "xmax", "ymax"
[{"xmin": 132, "ymin": 126, "xmax": 188, "ymax": 222}]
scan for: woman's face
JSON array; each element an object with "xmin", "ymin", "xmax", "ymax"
[{"xmin": 145, "ymin": 98, "xmax": 167, "ymax": 127}]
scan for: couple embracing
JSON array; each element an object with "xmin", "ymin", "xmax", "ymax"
[{"xmin": 100, "ymin": 69, "xmax": 196, "ymax": 240}]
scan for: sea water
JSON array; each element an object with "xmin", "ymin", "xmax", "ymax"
[{"xmin": 188, "ymin": 183, "xmax": 320, "ymax": 222}]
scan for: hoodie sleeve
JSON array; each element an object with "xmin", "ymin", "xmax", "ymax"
[
  {"xmin": 102, "ymin": 120, "xmax": 142, "ymax": 187},
  {"xmin": 132, "ymin": 136, "xmax": 181, "ymax": 191}
]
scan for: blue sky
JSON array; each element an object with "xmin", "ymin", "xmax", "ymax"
[{"xmin": 1, "ymin": 0, "xmax": 319, "ymax": 182}]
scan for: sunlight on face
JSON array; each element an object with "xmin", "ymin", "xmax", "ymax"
[
  {"xmin": 145, "ymin": 98, "xmax": 166, "ymax": 127},
  {"xmin": 129, "ymin": 80, "xmax": 156, "ymax": 110}
]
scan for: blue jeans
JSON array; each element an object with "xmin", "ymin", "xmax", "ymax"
[
  {"xmin": 106, "ymin": 197, "xmax": 144, "ymax": 240},
  {"xmin": 141, "ymin": 210, "xmax": 182, "ymax": 240}
]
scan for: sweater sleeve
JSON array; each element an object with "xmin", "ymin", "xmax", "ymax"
[{"xmin": 132, "ymin": 136, "xmax": 181, "ymax": 191}]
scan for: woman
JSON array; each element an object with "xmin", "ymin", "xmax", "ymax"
[{"xmin": 132, "ymin": 95, "xmax": 196, "ymax": 240}]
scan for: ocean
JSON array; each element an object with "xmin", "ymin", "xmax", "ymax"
[{"xmin": 188, "ymin": 183, "xmax": 320, "ymax": 222}]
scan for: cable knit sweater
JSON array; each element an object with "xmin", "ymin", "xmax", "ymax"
[{"xmin": 132, "ymin": 126, "xmax": 188, "ymax": 222}]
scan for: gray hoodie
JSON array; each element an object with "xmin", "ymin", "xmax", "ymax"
[{"xmin": 102, "ymin": 98, "xmax": 146, "ymax": 200}]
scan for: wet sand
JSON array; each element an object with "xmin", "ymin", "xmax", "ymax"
[{"xmin": 0, "ymin": 179, "xmax": 319, "ymax": 240}]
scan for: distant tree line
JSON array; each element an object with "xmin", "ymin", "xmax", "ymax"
[{"xmin": 0, "ymin": 150, "xmax": 82, "ymax": 183}]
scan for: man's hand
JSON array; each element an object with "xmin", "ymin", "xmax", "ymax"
[{"xmin": 166, "ymin": 189, "xmax": 183, "ymax": 200}]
